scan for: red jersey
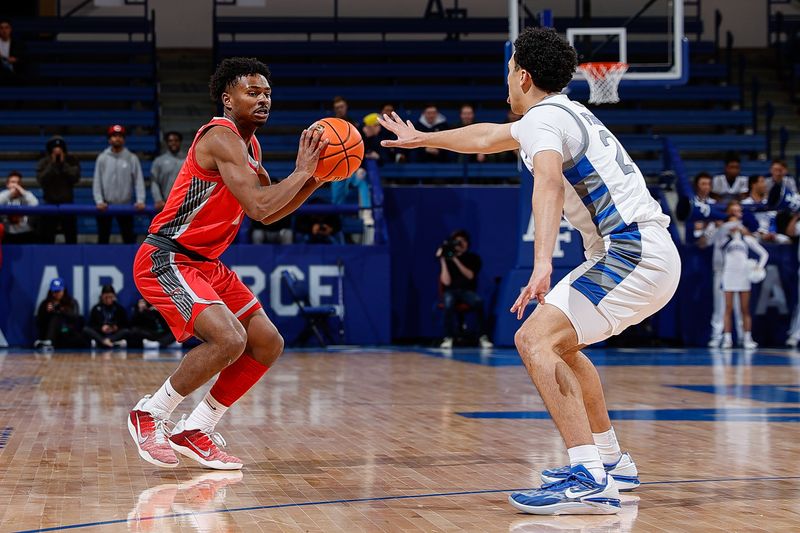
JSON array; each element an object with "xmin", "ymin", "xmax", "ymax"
[{"xmin": 149, "ymin": 117, "xmax": 261, "ymax": 260}]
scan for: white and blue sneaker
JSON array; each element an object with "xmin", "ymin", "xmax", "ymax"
[
  {"xmin": 509, "ymin": 465, "xmax": 621, "ymax": 515},
  {"xmin": 540, "ymin": 452, "xmax": 640, "ymax": 491}
]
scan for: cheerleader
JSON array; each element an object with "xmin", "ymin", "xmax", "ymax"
[{"xmin": 712, "ymin": 201, "xmax": 769, "ymax": 349}]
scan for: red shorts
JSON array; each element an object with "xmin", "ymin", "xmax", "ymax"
[{"xmin": 133, "ymin": 243, "xmax": 262, "ymax": 342}]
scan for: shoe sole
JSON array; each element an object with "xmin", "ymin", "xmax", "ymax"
[
  {"xmin": 540, "ymin": 474, "xmax": 640, "ymax": 492},
  {"xmin": 126, "ymin": 416, "xmax": 179, "ymax": 468},
  {"xmin": 169, "ymin": 441, "xmax": 243, "ymax": 470},
  {"xmin": 508, "ymin": 495, "xmax": 621, "ymax": 515}
]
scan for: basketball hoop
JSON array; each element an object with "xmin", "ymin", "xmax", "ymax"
[{"xmin": 579, "ymin": 62, "xmax": 628, "ymax": 105}]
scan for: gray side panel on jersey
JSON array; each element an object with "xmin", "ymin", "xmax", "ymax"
[
  {"xmin": 159, "ymin": 177, "xmax": 217, "ymax": 238},
  {"xmin": 150, "ymin": 249, "xmax": 194, "ymax": 321},
  {"xmin": 532, "ymin": 102, "xmax": 589, "ymax": 169}
]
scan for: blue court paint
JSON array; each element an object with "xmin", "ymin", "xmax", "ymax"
[
  {"xmin": 457, "ymin": 407, "xmax": 800, "ymax": 422},
  {"xmin": 413, "ymin": 347, "xmax": 800, "ymax": 367},
  {"xmin": 669, "ymin": 384, "xmax": 800, "ymax": 404},
  {"xmin": 15, "ymin": 475, "xmax": 800, "ymax": 533}
]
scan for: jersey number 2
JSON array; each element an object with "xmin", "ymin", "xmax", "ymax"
[{"xmin": 599, "ymin": 130, "xmax": 635, "ymax": 175}]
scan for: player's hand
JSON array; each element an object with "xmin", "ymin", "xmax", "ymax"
[
  {"xmin": 295, "ymin": 124, "xmax": 328, "ymax": 178},
  {"xmin": 378, "ymin": 112, "xmax": 426, "ymax": 149},
  {"xmin": 96, "ymin": 202, "xmax": 108, "ymax": 211},
  {"xmin": 510, "ymin": 263, "xmax": 552, "ymax": 320}
]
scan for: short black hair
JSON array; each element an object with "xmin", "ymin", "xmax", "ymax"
[
  {"xmin": 693, "ymin": 171, "xmax": 712, "ymax": 187},
  {"xmin": 209, "ymin": 57, "xmax": 271, "ymax": 103},
  {"xmin": 450, "ymin": 229, "xmax": 470, "ymax": 243},
  {"xmin": 771, "ymin": 158, "xmax": 787, "ymax": 168},
  {"xmin": 748, "ymin": 174, "xmax": 765, "ymax": 190},
  {"xmin": 513, "ymin": 27, "xmax": 578, "ymax": 93},
  {"xmin": 163, "ymin": 131, "xmax": 183, "ymax": 142}
]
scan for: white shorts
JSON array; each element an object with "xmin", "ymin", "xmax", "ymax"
[{"xmin": 546, "ymin": 223, "xmax": 681, "ymax": 346}]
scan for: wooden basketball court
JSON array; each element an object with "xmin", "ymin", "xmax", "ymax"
[{"xmin": 1, "ymin": 346, "xmax": 798, "ymax": 532}]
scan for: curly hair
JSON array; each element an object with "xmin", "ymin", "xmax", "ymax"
[
  {"xmin": 209, "ymin": 57, "xmax": 271, "ymax": 103},
  {"xmin": 513, "ymin": 27, "xmax": 577, "ymax": 93}
]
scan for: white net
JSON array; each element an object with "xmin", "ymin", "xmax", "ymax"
[{"xmin": 579, "ymin": 62, "xmax": 629, "ymax": 104}]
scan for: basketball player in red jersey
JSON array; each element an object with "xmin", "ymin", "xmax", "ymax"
[{"xmin": 127, "ymin": 57, "xmax": 328, "ymax": 470}]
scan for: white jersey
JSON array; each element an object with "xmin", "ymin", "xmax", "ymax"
[
  {"xmin": 711, "ymin": 221, "xmax": 768, "ymax": 292},
  {"xmin": 511, "ymin": 94, "xmax": 669, "ymax": 254}
]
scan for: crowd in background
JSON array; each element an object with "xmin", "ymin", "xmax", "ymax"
[{"xmin": 677, "ymin": 155, "xmax": 800, "ymax": 348}]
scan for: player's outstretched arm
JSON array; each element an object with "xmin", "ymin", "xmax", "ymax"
[
  {"xmin": 377, "ymin": 112, "xmax": 518, "ymax": 154},
  {"xmin": 510, "ymin": 150, "xmax": 565, "ymax": 319},
  {"xmin": 205, "ymin": 126, "xmax": 326, "ymax": 221}
]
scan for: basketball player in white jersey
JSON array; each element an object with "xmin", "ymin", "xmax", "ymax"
[{"xmin": 379, "ymin": 27, "xmax": 681, "ymax": 515}]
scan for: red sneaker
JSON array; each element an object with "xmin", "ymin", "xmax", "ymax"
[
  {"xmin": 168, "ymin": 416, "xmax": 243, "ymax": 470},
  {"xmin": 127, "ymin": 396, "xmax": 179, "ymax": 468}
]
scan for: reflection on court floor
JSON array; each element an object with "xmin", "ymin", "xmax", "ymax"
[{"xmin": 1, "ymin": 346, "xmax": 798, "ymax": 532}]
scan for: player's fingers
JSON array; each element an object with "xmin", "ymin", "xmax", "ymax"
[
  {"xmin": 314, "ymin": 138, "xmax": 329, "ymax": 155},
  {"xmin": 299, "ymin": 128, "xmax": 308, "ymax": 147},
  {"xmin": 406, "ymin": 120, "xmax": 415, "ymax": 129},
  {"xmin": 381, "ymin": 140, "xmax": 400, "ymax": 147}
]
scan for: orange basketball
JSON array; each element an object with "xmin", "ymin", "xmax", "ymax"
[{"xmin": 312, "ymin": 118, "xmax": 365, "ymax": 182}]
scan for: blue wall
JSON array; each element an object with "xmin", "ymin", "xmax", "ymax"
[
  {"xmin": 0, "ymin": 244, "xmax": 391, "ymax": 347},
  {"xmin": 383, "ymin": 186, "xmax": 519, "ymax": 340}
]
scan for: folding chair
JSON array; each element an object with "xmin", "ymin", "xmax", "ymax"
[{"xmin": 281, "ymin": 270, "xmax": 339, "ymax": 346}]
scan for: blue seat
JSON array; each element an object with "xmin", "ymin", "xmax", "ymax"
[
  {"xmin": 0, "ymin": 135, "xmax": 157, "ymax": 153},
  {"xmin": 0, "ymin": 110, "xmax": 156, "ymax": 127},
  {"xmin": 0, "ymin": 86, "xmax": 155, "ymax": 102},
  {"xmin": 11, "ymin": 16, "xmax": 150, "ymax": 35},
  {"xmin": 280, "ymin": 269, "xmax": 339, "ymax": 346},
  {"xmin": 593, "ymin": 109, "xmax": 752, "ymax": 127},
  {"xmin": 0, "ymin": 160, "xmax": 153, "ymax": 177},
  {"xmin": 25, "ymin": 41, "xmax": 153, "ymax": 57},
  {"xmin": 31, "ymin": 63, "xmax": 155, "ymax": 79}
]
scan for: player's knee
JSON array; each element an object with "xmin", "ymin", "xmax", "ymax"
[
  {"xmin": 216, "ymin": 327, "xmax": 247, "ymax": 363},
  {"xmin": 515, "ymin": 323, "xmax": 571, "ymax": 362}
]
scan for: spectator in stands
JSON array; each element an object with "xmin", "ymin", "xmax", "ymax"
[
  {"xmin": 250, "ymin": 217, "xmax": 293, "ymax": 245},
  {"xmin": 249, "ymin": 176, "xmax": 294, "ymax": 244},
  {"xmin": 332, "ymin": 96, "xmax": 357, "ymax": 126},
  {"xmin": 37, "ymin": 136, "xmax": 80, "ymax": 244},
  {"xmin": 83, "ymin": 284, "xmax": 130, "ymax": 348},
  {"xmin": 35, "ymin": 278, "xmax": 85, "ymax": 350},
  {"xmin": 711, "ymin": 154, "xmax": 748, "ymax": 204},
  {"xmin": 766, "ymin": 159, "xmax": 797, "ymax": 198},
  {"xmin": 331, "ymin": 113, "xmax": 379, "ymax": 223},
  {"xmin": 437, "ymin": 229, "xmax": 492, "ymax": 350},
  {"xmin": 742, "ymin": 175, "xmax": 780, "ymax": 241},
  {"xmin": 456, "ymin": 104, "xmax": 486, "ymax": 163},
  {"xmin": 150, "ymin": 131, "xmax": 185, "ymax": 211},
  {"xmin": 93, "ymin": 124, "xmax": 145, "ymax": 244},
  {"xmin": 677, "ymin": 172, "xmax": 717, "ymax": 246},
  {"xmin": 380, "ymin": 103, "xmax": 395, "ymax": 117},
  {"xmin": 130, "ymin": 297, "xmax": 176, "ymax": 349},
  {"xmin": 0, "ymin": 170, "xmax": 39, "ymax": 244},
  {"xmin": 0, "ymin": 19, "xmax": 23, "ymax": 84},
  {"xmin": 295, "ymin": 199, "xmax": 343, "ymax": 244},
  {"xmin": 414, "ymin": 104, "xmax": 450, "ymax": 162},
  {"xmin": 710, "ymin": 202, "xmax": 768, "ymax": 349},
  {"xmin": 378, "ymin": 104, "xmax": 407, "ymax": 163}
]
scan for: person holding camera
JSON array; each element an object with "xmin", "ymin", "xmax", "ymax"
[
  {"xmin": 37, "ymin": 136, "xmax": 81, "ymax": 244},
  {"xmin": 437, "ymin": 229, "xmax": 493, "ymax": 349}
]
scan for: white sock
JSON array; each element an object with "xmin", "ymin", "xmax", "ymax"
[
  {"xmin": 567, "ymin": 444, "xmax": 606, "ymax": 483},
  {"xmin": 184, "ymin": 391, "xmax": 228, "ymax": 432},
  {"xmin": 593, "ymin": 427, "xmax": 622, "ymax": 465},
  {"xmin": 142, "ymin": 378, "xmax": 185, "ymax": 419},
  {"xmin": 744, "ymin": 331, "xmax": 753, "ymax": 342},
  {"xmin": 723, "ymin": 332, "xmax": 733, "ymax": 343}
]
